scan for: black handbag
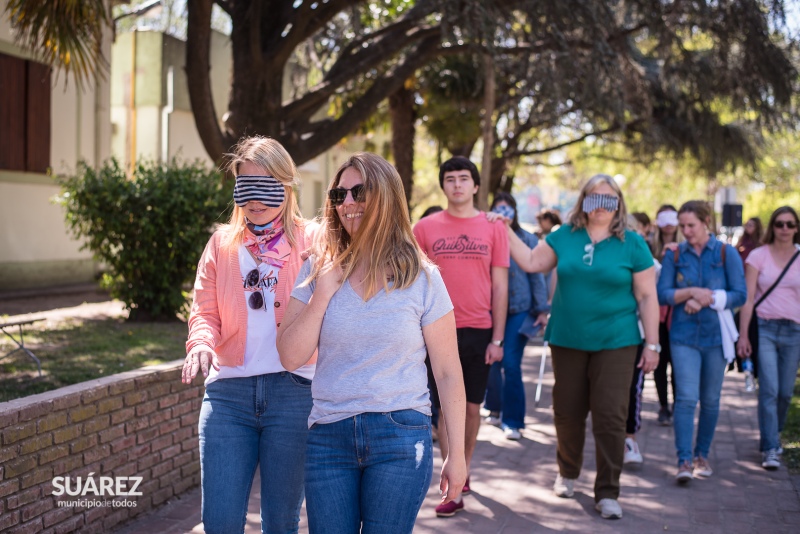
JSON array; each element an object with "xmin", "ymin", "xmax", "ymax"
[{"xmin": 732, "ymin": 248, "xmax": 800, "ymax": 376}]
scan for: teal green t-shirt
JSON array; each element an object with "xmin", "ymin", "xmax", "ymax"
[{"xmin": 544, "ymin": 224, "xmax": 654, "ymax": 351}]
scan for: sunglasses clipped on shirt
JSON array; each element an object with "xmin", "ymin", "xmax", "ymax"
[
  {"xmin": 583, "ymin": 243, "xmax": 595, "ymax": 266},
  {"xmin": 244, "ymin": 268, "xmax": 266, "ymax": 310},
  {"xmin": 773, "ymin": 221, "xmax": 797, "ymax": 229},
  {"xmin": 328, "ymin": 184, "xmax": 366, "ymax": 206}
]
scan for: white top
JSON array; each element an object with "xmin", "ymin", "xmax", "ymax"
[{"xmin": 205, "ymin": 246, "xmax": 316, "ymax": 386}]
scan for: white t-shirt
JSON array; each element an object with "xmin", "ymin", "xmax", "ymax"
[{"xmin": 205, "ymin": 246, "xmax": 316, "ymax": 386}]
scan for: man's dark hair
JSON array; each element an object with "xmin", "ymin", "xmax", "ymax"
[
  {"xmin": 632, "ymin": 212, "xmax": 651, "ymax": 227},
  {"xmin": 537, "ymin": 210, "xmax": 562, "ymax": 226},
  {"xmin": 439, "ymin": 156, "xmax": 480, "ymax": 189}
]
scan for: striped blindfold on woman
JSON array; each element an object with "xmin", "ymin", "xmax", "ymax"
[
  {"xmin": 233, "ymin": 175, "xmax": 286, "ymax": 207},
  {"xmin": 582, "ymin": 194, "xmax": 619, "ymax": 213}
]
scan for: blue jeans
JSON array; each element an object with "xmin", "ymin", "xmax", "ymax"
[
  {"xmin": 757, "ymin": 318, "xmax": 800, "ymax": 451},
  {"xmin": 670, "ymin": 344, "xmax": 727, "ymax": 464},
  {"xmin": 484, "ymin": 311, "xmax": 528, "ymax": 429},
  {"xmin": 199, "ymin": 373, "xmax": 313, "ymax": 534},
  {"xmin": 305, "ymin": 410, "xmax": 433, "ymax": 534}
]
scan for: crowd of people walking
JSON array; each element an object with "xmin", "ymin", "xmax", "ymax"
[{"xmin": 182, "ymin": 135, "xmax": 799, "ymax": 533}]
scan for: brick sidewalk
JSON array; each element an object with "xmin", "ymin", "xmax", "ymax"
[{"xmin": 116, "ymin": 343, "xmax": 800, "ymax": 533}]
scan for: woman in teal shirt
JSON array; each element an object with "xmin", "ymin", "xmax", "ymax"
[{"xmin": 505, "ymin": 174, "xmax": 660, "ymax": 520}]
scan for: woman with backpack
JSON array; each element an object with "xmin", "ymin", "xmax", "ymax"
[{"xmin": 657, "ymin": 200, "xmax": 746, "ymax": 484}]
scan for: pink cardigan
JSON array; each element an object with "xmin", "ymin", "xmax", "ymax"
[{"xmin": 186, "ymin": 224, "xmax": 313, "ymax": 367}]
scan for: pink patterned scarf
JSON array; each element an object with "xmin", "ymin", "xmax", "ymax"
[{"xmin": 243, "ymin": 219, "xmax": 291, "ymax": 269}]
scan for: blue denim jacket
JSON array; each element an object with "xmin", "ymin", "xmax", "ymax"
[
  {"xmin": 509, "ymin": 229, "xmax": 550, "ymax": 316},
  {"xmin": 657, "ymin": 235, "xmax": 746, "ymax": 347}
]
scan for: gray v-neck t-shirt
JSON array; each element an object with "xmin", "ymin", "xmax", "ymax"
[{"xmin": 291, "ymin": 258, "xmax": 453, "ymax": 428}]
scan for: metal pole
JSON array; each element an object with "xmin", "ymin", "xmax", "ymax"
[{"xmin": 535, "ymin": 340, "xmax": 548, "ymax": 407}]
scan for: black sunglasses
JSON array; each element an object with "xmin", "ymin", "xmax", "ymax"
[
  {"xmin": 328, "ymin": 184, "xmax": 365, "ymax": 206},
  {"xmin": 774, "ymin": 221, "xmax": 797, "ymax": 229},
  {"xmin": 244, "ymin": 269, "xmax": 265, "ymax": 310}
]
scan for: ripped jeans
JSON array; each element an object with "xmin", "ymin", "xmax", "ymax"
[{"xmin": 304, "ymin": 410, "xmax": 433, "ymax": 534}]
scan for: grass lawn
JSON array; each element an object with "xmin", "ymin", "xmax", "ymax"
[
  {"xmin": 783, "ymin": 375, "xmax": 800, "ymax": 474},
  {"xmin": 0, "ymin": 317, "xmax": 187, "ymax": 402}
]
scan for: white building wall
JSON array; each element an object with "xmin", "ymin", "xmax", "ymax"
[{"xmin": 0, "ymin": 0, "xmax": 112, "ymax": 290}]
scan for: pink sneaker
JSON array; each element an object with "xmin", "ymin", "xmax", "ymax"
[
  {"xmin": 462, "ymin": 476, "xmax": 470, "ymax": 495},
  {"xmin": 435, "ymin": 499, "xmax": 464, "ymax": 517}
]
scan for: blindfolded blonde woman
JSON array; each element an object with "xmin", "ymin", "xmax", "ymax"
[{"xmin": 184, "ymin": 136, "xmax": 316, "ymax": 533}]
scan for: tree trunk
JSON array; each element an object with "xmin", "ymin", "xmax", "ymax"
[
  {"xmin": 185, "ymin": 0, "xmax": 229, "ymax": 165},
  {"xmin": 478, "ymin": 53, "xmax": 496, "ymax": 211},
  {"xmin": 389, "ymin": 84, "xmax": 416, "ymax": 207},
  {"xmin": 490, "ymin": 156, "xmax": 509, "ymax": 193}
]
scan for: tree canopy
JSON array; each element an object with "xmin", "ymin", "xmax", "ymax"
[{"xmin": 6, "ymin": 0, "xmax": 798, "ymax": 200}]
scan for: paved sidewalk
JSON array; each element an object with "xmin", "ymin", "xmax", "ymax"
[{"xmin": 117, "ymin": 343, "xmax": 800, "ymax": 533}]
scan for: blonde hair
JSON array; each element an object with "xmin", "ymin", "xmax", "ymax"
[
  {"xmin": 567, "ymin": 174, "xmax": 628, "ymax": 240},
  {"xmin": 219, "ymin": 136, "xmax": 303, "ymax": 250},
  {"xmin": 310, "ymin": 152, "xmax": 425, "ymax": 300}
]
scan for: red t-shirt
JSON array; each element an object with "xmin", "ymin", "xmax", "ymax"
[{"xmin": 413, "ymin": 210, "xmax": 509, "ymax": 329}]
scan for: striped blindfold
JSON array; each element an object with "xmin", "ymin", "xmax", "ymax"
[
  {"xmin": 582, "ymin": 193, "xmax": 619, "ymax": 213},
  {"xmin": 233, "ymin": 175, "xmax": 286, "ymax": 207}
]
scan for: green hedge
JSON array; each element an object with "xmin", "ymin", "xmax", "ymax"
[{"xmin": 56, "ymin": 159, "xmax": 232, "ymax": 321}]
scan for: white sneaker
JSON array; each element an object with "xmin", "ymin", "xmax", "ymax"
[
  {"xmin": 675, "ymin": 460, "xmax": 693, "ymax": 484},
  {"xmin": 503, "ymin": 426, "xmax": 521, "ymax": 440},
  {"xmin": 484, "ymin": 413, "xmax": 501, "ymax": 426},
  {"xmin": 553, "ymin": 474, "xmax": 575, "ymax": 498},
  {"xmin": 595, "ymin": 498, "xmax": 623, "ymax": 519},
  {"xmin": 762, "ymin": 449, "xmax": 781, "ymax": 470},
  {"xmin": 693, "ymin": 456, "xmax": 713, "ymax": 477},
  {"xmin": 623, "ymin": 437, "xmax": 643, "ymax": 464}
]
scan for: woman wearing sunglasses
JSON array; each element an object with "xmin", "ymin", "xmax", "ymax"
[
  {"xmin": 503, "ymin": 174, "xmax": 659, "ymax": 520},
  {"xmin": 657, "ymin": 201, "xmax": 746, "ymax": 484},
  {"xmin": 278, "ymin": 153, "xmax": 466, "ymax": 534},
  {"xmin": 736, "ymin": 206, "xmax": 800, "ymax": 470},
  {"xmin": 183, "ymin": 136, "xmax": 316, "ymax": 533}
]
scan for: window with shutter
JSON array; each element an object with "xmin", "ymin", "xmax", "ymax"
[{"xmin": 0, "ymin": 52, "xmax": 51, "ymax": 173}]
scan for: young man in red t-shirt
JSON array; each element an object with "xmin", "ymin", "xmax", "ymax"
[{"xmin": 413, "ymin": 156, "xmax": 509, "ymax": 517}]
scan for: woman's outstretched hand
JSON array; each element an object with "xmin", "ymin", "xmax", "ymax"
[{"xmin": 182, "ymin": 350, "xmax": 220, "ymax": 383}]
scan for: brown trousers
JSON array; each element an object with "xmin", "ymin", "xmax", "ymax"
[{"xmin": 550, "ymin": 344, "xmax": 638, "ymax": 501}]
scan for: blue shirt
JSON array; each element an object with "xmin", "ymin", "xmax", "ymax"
[
  {"xmin": 657, "ymin": 236, "xmax": 746, "ymax": 347},
  {"xmin": 508, "ymin": 228, "xmax": 550, "ymax": 316}
]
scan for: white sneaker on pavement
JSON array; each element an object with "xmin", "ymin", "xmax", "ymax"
[
  {"xmin": 595, "ymin": 498, "xmax": 623, "ymax": 519},
  {"xmin": 693, "ymin": 456, "xmax": 713, "ymax": 477},
  {"xmin": 503, "ymin": 426, "xmax": 521, "ymax": 440},
  {"xmin": 484, "ymin": 413, "xmax": 501, "ymax": 426},
  {"xmin": 762, "ymin": 449, "xmax": 781, "ymax": 470},
  {"xmin": 623, "ymin": 437, "xmax": 643, "ymax": 464},
  {"xmin": 553, "ymin": 474, "xmax": 575, "ymax": 498},
  {"xmin": 675, "ymin": 460, "xmax": 693, "ymax": 484}
]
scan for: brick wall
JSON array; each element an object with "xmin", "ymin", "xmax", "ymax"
[{"xmin": 0, "ymin": 361, "xmax": 204, "ymax": 534}]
